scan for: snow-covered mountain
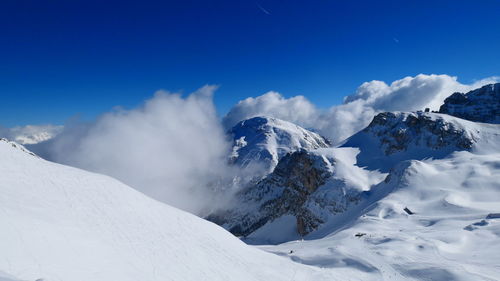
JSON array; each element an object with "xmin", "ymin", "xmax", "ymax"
[
  {"xmin": 212, "ymin": 109, "xmax": 500, "ymax": 278},
  {"xmin": 213, "ymin": 110, "xmax": 500, "ymax": 245},
  {"xmin": 0, "ymin": 138, "xmax": 338, "ymax": 281},
  {"xmin": 229, "ymin": 116, "xmax": 330, "ymax": 174},
  {"xmin": 439, "ymin": 82, "xmax": 500, "ymax": 124},
  {"xmin": 212, "ymin": 148, "xmax": 385, "ymax": 243}
]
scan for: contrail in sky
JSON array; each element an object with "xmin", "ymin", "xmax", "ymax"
[{"xmin": 256, "ymin": 2, "xmax": 271, "ymax": 15}]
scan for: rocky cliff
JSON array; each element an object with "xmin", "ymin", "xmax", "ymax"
[
  {"xmin": 210, "ymin": 149, "xmax": 364, "ymax": 239},
  {"xmin": 363, "ymin": 111, "xmax": 477, "ymax": 155},
  {"xmin": 439, "ymin": 83, "xmax": 500, "ymax": 124}
]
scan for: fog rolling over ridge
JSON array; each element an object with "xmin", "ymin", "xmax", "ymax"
[
  {"xmin": 2, "ymin": 78, "xmax": 500, "ymax": 281},
  {"xmin": 26, "ymin": 74, "xmax": 499, "ymax": 214},
  {"xmin": 36, "ymin": 86, "xmax": 233, "ymax": 214}
]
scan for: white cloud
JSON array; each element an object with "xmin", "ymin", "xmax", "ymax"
[
  {"xmin": 224, "ymin": 74, "xmax": 500, "ymax": 143},
  {"xmin": 0, "ymin": 124, "xmax": 63, "ymax": 144},
  {"xmin": 346, "ymin": 74, "xmax": 473, "ymax": 111},
  {"xmin": 40, "ymin": 86, "xmax": 233, "ymax": 214},
  {"xmin": 222, "ymin": 91, "xmax": 318, "ymax": 129}
]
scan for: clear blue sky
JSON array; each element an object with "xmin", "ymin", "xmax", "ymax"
[{"xmin": 1, "ymin": 0, "xmax": 499, "ymax": 126}]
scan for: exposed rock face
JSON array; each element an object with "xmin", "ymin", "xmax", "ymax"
[
  {"xmin": 364, "ymin": 112, "xmax": 477, "ymax": 155},
  {"xmin": 211, "ymin": 149, "xmax": 361, "ymax": 238},
  {"xmin": 439, "ymin": 83, "xmax": 500, "ymax": 124},
  {"xmin": 228, "ymin": 116, "xmax": 330, "ymax": 174}
]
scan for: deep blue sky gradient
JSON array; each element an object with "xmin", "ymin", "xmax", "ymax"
[{"xmin": 1, "ymin": 0, "xmax": 499, "ymax": 126}]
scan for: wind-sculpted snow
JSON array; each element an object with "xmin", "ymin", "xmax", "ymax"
[
  {"xmin": 0, "ymin": 271, "xmax": 21, "ymax": 281},
  {"xmin": 229, "ymin": 116, "xmax": 330, "ymax": 174},
  {"xmin": 0, "ymin": 139, "xmax": 340, "ymax": 281},
  {"xmin": 439, "ymin": 83, "xmax": 500, "ymax": 124},
  {"xmin": 262, "ymin": 151, "xmax": 500, "ymax": 280},
  {"xmin": 244, "ymin": 110, "xmax": 500, "ymax": 280}
]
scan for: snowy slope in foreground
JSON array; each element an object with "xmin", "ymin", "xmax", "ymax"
[
  {"xmin": 0, "ymin": 139, "xmax": 338, "ymax": 281},
  {"xmin": 262, "ymin": 151, "xmax": 500, "ymax": 280}
]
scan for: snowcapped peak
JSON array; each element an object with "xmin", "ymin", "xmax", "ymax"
[
  {"xmin": 229, "ymin": 116, "xmax": 330, "ymax": 173},
  {"xmin": 237, "ymin": 116, "xmax": 276, "ymax": 126},
  {"xmin": 232, "ymin": 116, "xmax": 319, "ymax": 136}
]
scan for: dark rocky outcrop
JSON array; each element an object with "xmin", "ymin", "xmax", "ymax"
[
  {"xmin": 439, "ymin": 83, "xmax": 500, "ymax": 124},
  {"xmin": 210, "ymin": 149, "xmax": 361, "ymax": 238},
  {"xmin": 364, "ymin": 112, "xmax": 476, "ymax": 155}
]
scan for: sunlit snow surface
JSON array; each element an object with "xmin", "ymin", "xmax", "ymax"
[
  {"xmin": 260, "ymin": 151, "xmax": 500, "ymax": 280},
  {"xmin": 229, "ymin": 116, "xmax": 330, "ymax": 173},
  {"xmin": 251, "ymin": 114, "xmax": 500, "ymax": 280},
  {"xmin": 0, "ymin": 139, "xmax": 337, "ymax": 281},
  {"xmin": 1, "ymin": 113, "xmax": 500, "ymax": 280}
]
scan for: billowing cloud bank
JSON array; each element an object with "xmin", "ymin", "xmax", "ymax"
[
  {"xmin": 222, "ymin": 92, "xmax": 317, "ymax": 129},
  {"xmin": 41, "ymin": 86, "xmax": 232, "ymax": 214},
  {"xmin": 224, "ymin": 74, "xmax": 499, "ymax": 143}
]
